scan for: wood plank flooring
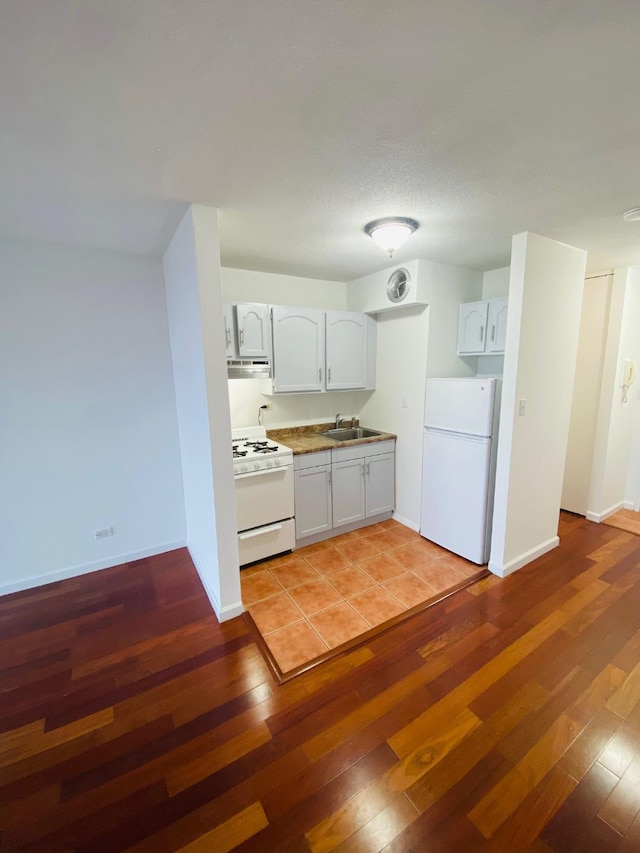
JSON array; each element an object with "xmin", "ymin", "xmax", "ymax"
[{"xmin": 2, "ymin": 512, "xmax": 640, "ymax": 851}]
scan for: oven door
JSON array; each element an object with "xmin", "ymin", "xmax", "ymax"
[{"xmin": 234, "ymin": 464, "xmax": 294, "ymax": 532}]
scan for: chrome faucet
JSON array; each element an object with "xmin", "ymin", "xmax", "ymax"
[{"xmin": 335, "ymin": 413, "xmax": 343, "ymax": 428}]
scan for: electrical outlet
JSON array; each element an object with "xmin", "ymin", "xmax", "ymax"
[
  {"xmin": 261, "ymin": 402, "xmax": 273, "ymax": 411},
  {"xmin": 94, "ymin": 526, "xmax": 114, "ymax": 539},
  {"xmin": 401, "ymin": 396, "xmax": 408, "ymax": 408}
]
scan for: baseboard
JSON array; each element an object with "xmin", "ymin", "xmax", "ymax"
[
  {"xmin": 0, "ymin": 539, "xmax": 187, "ymax": 597},
  {"xmin": 392, "ymin": 512, "xmax": 420, "ymax": 532},
  {"xmin": 488, "ymin": 536, "xmax": 560, "ymax": 578},
  {"xmin": 187, "ymin": 546, "xmax": 244, "ymax": 624},
  {"xmin": 586, "ymin": 501, "xmax": 627, "ymax": 523},
  {"xmin": 623, "ymin": 500, "xmax": 635, "ymax": 510}
]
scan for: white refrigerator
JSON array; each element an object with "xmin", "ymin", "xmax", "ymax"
[{"xmin": 420, "ymin": 377, "xmax": 501, "ymax": 564}]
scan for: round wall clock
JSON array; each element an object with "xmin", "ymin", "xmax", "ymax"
[{"xmin": 386, "ymin": 268, "xmax": 411, "ymax": 303}]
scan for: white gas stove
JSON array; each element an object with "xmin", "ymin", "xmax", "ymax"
[
  {"xmin": 232, "ymin": 426, "xmax": 293, "ymax": 475},
  {"xmin": 232, "ymin": 427, "xmax": 295, "ymax": 566}
]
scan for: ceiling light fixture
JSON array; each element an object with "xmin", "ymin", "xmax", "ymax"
[
  {"xmin": 622, "ymin": 207, "xmax": 640, "ymax": 222},
  {"xmin": 364, "ymin": 217, "xmax": 419, "ymax": 257}
]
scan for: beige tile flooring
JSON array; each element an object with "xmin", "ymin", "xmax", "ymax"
[{"xmin": 241, "ymin": 519, "xmax": 484, "ymax": 674}]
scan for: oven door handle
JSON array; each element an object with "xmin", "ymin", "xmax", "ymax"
[
  {"xmin": 235, "ymin": 467, "xmax": 289, "ymax": 480},
  {"xmin": 238, "ymin": 524, "xmax": 283, "ymax": 540}
]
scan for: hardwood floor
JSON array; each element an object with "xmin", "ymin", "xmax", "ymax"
[{"xmin": 2, "ymin": 513, "xmax": 640, "ymax": 851}]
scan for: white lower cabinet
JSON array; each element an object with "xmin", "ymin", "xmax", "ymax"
[
  {"xmin": 332, "ymin": 457, "xmax": 366, "ymax": 527},
  {"xmin": 365, "ymin": 452, "xmax": 395, "ymax": 516},
  {"xmin": 294, "ymin": 442, "xmax": 395, "ymax": 543},
  {"xmin": 293, "ymin": 451, "xmax": 332, "ymax": 540}
]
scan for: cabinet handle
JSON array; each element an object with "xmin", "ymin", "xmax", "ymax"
[
  {"xmin": 491, "ymin": 325, "xmax": 496, "ymax": 343},
  {"xmin": 480, "ymin": 325, "xmax": 484, "ymax": 343},
  {"xmin": 362, "ymin": 461, "xmax": 366, "ymax": 478},
  {"xmin": 366, "ymin": 462, "xmax": 370, "ymax": 476},
  {"xmin": 319, "ymin": 367, "xmax": 322, "ymax": 383},
  {"xmin": 239, "ymin": 329, "xmax": 245, "ymax": 345},
  {"xmin": 328, "ymin": 471, "xmax": 332, "ymax": 486},
  {"xmin": 225, "ymin": 328, "xmax": 231, "ymax": 347},
  {"xmin": 328, "ymin": 367, "xmax": 331, "ymax": 382}
]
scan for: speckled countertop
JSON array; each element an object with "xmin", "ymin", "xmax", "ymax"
[{"xmin": 267, "ymin": 422, "xmax": 397, "ymax": 455}]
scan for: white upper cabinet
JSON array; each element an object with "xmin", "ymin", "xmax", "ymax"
[
  {"xmin": 223, "ymin": 304, "xmax": 237, "ymax": 357},
  {"xmin": 325, "ymin": 311, "xmax": 368, "ymax": 390},
  {"xmin": 271, "ymin": 306, "xmax": 325, "ymax": 392},
  {"xmin": 458, "ymin": 300, "xmax": 489, "ymax": 355},
  {"xmin": 457, "ymin": 298, "xmax": 508, "ymax": 355},
  {"xmin": 486, "ymin": 298, "xmax": 508, "ymax": 353},
  {"xmin": 235, "ymin": 303, "xmax": 270, "ymax": 358}
]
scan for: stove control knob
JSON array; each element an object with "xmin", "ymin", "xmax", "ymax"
[
  {"xmin": 238, "ymin": 463, "xmax": 248, "ymax": 473},
  {"xmin": 274, "ymin": 458, "xmax": 281, "ymax": 467},
  {"xmin": 266, "ymin": 459, "xmax": 275, "ymax": 468}
]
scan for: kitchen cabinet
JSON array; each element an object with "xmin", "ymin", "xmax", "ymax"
[
  {"xmin": 271, "ymin": 306, "xmax": 325, "ymax": 392},
  {"xmin": 264, "ymin": 306, "xmax": 376, "ymax": 394},
  {"xmin": 223, "ymin": 304, "xmax": 237, "ymax": 357},
  {"xmin": 332, "ymin": 441, "xmax": 395, "ymax": 526},
  {"xmin": 457, "ymin": 298, "xmax": 508, "ymax": 355},
  {"xmin": 486, "ymin": 298, "xmax": 508, "ymax": 353},
  {"xmin": 332, "ymin": 457, "xmax": 366, "ymax": 527},
  {"xmin": 325, "ymin": 310, "xmax": 368, "ymax": 391},
  {"xmin": 235, "ymin": 302, "xmax": 270, "ymax": 358},
  {"xmin": 365, "ymin": 451, "xmax": 395, "ymax": 516},
  {"xmin": 293, "ymin": 451, "xmax": 332, "ymax": 539},
  {"xmin": 294, "ymin": 441, "xmax": 395, "ymax": 543},
  {"xmin": 224, "ymin": 302, "xmax": 270, "ymax": 359}
]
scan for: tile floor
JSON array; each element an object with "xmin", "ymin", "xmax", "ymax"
[{"xmin": 241, "ymin": 519, "xmax": 484, "ymax": 675}]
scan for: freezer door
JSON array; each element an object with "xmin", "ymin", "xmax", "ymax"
[
  {"xmin": 424, "ymin": 378, "xmax": 496, "ymax": 437},
  {"xmin": 420, "ymin": 428, "xmax": 491, "ymax": 564}
]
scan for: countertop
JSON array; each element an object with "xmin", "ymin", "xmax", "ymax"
[{"xmin": 267, "ymin": 422, "xmax": 397, "ymax": 455}]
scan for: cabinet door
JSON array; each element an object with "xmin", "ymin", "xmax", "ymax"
[
  {"xmin": 332, "ymin": 458, "xmax": 366, "ymax": 527},
  {"xmin": 325, "ymin": 311, "xmax": 368, "ymax": 390},
  {"xmin": 223, "ymin": 304, "xmax": 237, "ymax": 357},
  {"xmin": 235, "ymin": 303, "xmax": 270, "ymax": 358},
  {"xmin": 294, "ymin": 465, "xmax": 332, "ymax": 539},
  {"xmin": 457, "ymin": 301, "xmax": 489, "ymax": 355},
  {"xmin": 365, "ymin": 452, "xmax": 395, "ymax": 517},
  {"xmin": 486, "ymin": 298, "xmax": 508, "ymax": 353},
  {"xmin": 271, "ymin": 306, "xmax": 325, "ymax": 392}
]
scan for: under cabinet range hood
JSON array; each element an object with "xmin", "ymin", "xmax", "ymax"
[{"xmin": 227, "ymin": 358, "xmax": 271, "ymax": 380}]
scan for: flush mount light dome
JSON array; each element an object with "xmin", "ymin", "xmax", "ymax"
[
  {"xmin": 623, "ymin": 208, "xmax": 640, "ymax": 222},
  {"xmin": 364, "ymin": 217, "xmax": 419, "ymax": 257}
]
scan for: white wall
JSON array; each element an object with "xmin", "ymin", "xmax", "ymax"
[
  {"xmin": 588, "ymin": 267, "xmax": 640, "ymax": 519},
  {"xmin": 163, "ymin": 206, "xmax": 241, "ymax": 621},
  {"xmin": 223, "ymin": 267, "xmax": 347, "ymax": 309},
  {"xmin": 561, "ymin": 274, "xmax": 613, "ymax": 515},
  {"xmin": 0, "ymin": 238, "xmax": 185, "ymax": 594},
  {"xmin": 356, "ymin": 259, "xmax": 482, "ymax": 529},
  {"xmin": 490, "ymin": 232, "xmax": 586, "ymax": 577},
  {"xmin": 222, "ymin": 267, "xmax": 368, "ymax": 429},
  {"xmin": 482, "ymin": 266, "xmax": 511, "ymax": 299}
]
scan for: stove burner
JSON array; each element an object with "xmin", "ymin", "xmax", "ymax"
[
  {"xmin": 233, "ymin": 450, "xmax": 248, "ymax": 458},
  {"xmin": 254, "ymin": 445, "xmax": 278, "ymax": 453},
  {"xmin": 246, "ymin": 440, "xmax": 269, "ymax": 447}
]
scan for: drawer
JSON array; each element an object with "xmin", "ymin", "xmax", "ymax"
[
  {"xmin": 294, "ymin": 450, "xmax": 332, "ymax": 470},
  {"xmin": 238, "ymin": 519, "xmax": 295, "ymax": 567},
  {"xmin": 332, "ymin": 439, "xmax": 395, "ymax": 463}
]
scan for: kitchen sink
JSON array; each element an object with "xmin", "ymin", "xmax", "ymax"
[{"xmin": 321, "ymin": 427, "xmax": 383, "ymax": 441}]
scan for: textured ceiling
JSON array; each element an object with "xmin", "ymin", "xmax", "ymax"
[{"xmin": 1, "ymin": 0, "xmax": 640, "ymax": 280}]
